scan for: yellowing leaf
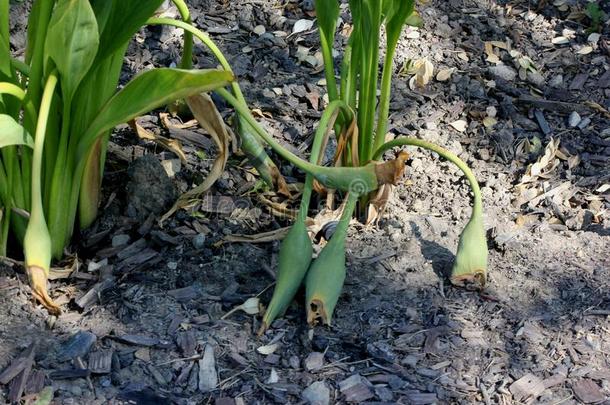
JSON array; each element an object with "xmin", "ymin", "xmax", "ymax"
[{"xmin": 410, "ymin": 58, "xmax": 434, "ymax": 89}]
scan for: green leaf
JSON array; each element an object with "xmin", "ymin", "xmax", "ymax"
[
  {"xmin": 314, "ymin": 0, "xmax": 340, "ymax": 101},
  {"xmin": 46, "ymin": 0, "xmax": 99, "ymax": 101},
  {"xmin": 314, "ymin": 0, "xmax": 339, "ymax": 40},
  {"xmin": 78, "ymin": 68, "xmax": 233, "ymax": 158},
  {"xmin": 0, "ymin": 114, "xmax": 34, "ymax": 148},
  {"xmin": 0, "ymin": 0, "xmax": 11, "ymax": 78},
  {"xmin": 382, "ymin": 0, "xmax": 415, "ymax": 44},
  {"xmin": 91, "ymin": 0, "xmax": 164, "ymax": 62},
  {"xmin": 0, "ymin": 39, "xmax": 11, "ymax": 77},
  {"xmin": 405, "ymin": 12, "xmax": 423, "ymax": 28}
]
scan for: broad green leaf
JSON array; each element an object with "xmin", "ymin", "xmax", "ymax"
[
  {"xmin": 382, "ymin": 0, "xmax": 415, "ymax": 45},
  {"xmin": 314, "ymin": 0, "xmax": 339, "ymax": 41},
  {"xmin": 0, "ymin": 114, "xmax": 34, "ymax": 148},
  {"xmin": 78, "ymin": 68, "xmax": 233, "ymax": 157},
  {"xmin": 91, "ymin": 0, "xmax": 164, "ymax": 62},
  {"xmin": 46, "ymin": 0, "xmax": 99, "ymax": 101}
]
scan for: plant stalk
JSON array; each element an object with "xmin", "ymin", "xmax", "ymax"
[{"xmin": 23, "ymin": 71, "xmax": 60, "ymax": 314}]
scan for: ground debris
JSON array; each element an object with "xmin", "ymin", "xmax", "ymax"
[
  {"xmin": 88, "ymin": 350, "xmax": 113, "ymax": 374},
  {"xmin": 57, "ymin": 332, "xmax": 96, "ymax": 362},
  {"xmin": 509, "ymin": 373, "xmax": 545, "ymax": 403},
  {"xmin": 302, "ymin": 381, "xmax": 330, "ymax": 405},
  {"xmin": 571, "ymin": 379, "xmax": 606, "ymax": 404},
  {"xmin": 338, "ymin": 374, "xmax": 374, "ymax": 402},
  {"xmin": 198, "ymin": 344, "xmax": 218, "ymax": 393}
]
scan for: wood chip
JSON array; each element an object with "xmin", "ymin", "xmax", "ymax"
[
  {"xmin": 509, "ymin": 373, "xmax": 545, "ymax": 402},
  {"xmin": 75, "ymin": 277, "xmax": 116, "ymax": 309},
  {"xmin": 0, "ymin": 342, "xmax": 37, "ymax": 384},
  {"xmin": 338, "ymin": 374, "xmax": 373, "ymax": 402},
  {"xmin": 88, "ymin": 350, "xmax": 113, "ymax": 374},
  {"xmin": 572, "ymin": 379, "xmax": 606, "ymax": 404},
  {"xmin": 404, "ymin": 392, "xmax": 438, "ymax": 404},
  {"xmin": 198, "ymin": 344, "xmax": 218, "ymax": 393},
  {"xmin": 118, "ymin": 334, "xmax": 159, "ymax": 347},
  {"xmin": 304, "ymin": 352, "xmax": 325, "ymax": 371},
  {"xmin": 168, "ymin": 286, "xmax": 200, "ymax": 302},
  {"xmin": 57, "ymin": 332, "xmax": 97, "ymax": 362}
]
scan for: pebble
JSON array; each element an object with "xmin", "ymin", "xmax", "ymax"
[
  {"xmin": 111, "ymin": 234, "xmax": 130, "ymax": 247},
  {"xmin": 549, "ymin": 74, "xmax": 563, "ymax": 88},
  {"xmin": 568, "ymin": 111, "xmax": 581, "ymax": 128},
  {"xmin": 527, "ymin": 71, "xmax": 545, "ymax": 87},
  {"xmin": 304, "ymin": 352, "xmax": 324, "ymax": 371},
  {"xmin": 192, "ymin": 233, "xmax": 206, "ymax": 249},
  {"xmin": 577, "ymin": 117, "xmax": 591, "ymax": 130},
  {"xmin": 489, "ymin": 65, "xmax": 517, "ymax": 81},
  {"xmin": 302, "ymin": 381, "xmax": 330, "ymax": 405}
]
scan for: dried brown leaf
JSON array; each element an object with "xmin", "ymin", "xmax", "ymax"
[{"xmin": 161, "ymin": 94, "xmax": 231, "ymax": 223}]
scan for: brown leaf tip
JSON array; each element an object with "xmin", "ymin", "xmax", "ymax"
[{"xmin": 374, "ymin": 151, "xmax": 410, "ymax": 186}]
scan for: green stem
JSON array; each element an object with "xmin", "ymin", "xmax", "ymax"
[
  {"xmin": 373, "ymin": 45, "xmax": 397, "ymax": 153},
  {"xmin": 0, "ymin": 82, "xmax": 37, "ymax": 120},
  {"xmin": 218, "ymin": 87, "xmax": 378, "ymax": 193},
  {"xmin": 146, "ymin": 17, "xmax": 246, "ymax": 104},
  {"xmin": 24, "ymin": 72, "xmax": 57, "ymax": 270},
  {"xmin": 320, "ymin": 34, "xmax": 338, "ymax": 102},
  {"xmin": 170, "ymin": 0, "xmax": 194, "ymax": 69},
  {"xmin": 374, "ymin": 138, "xmax": 482, "ymax": 217},
  {"xmin": 298, "ymin": 101, "xmax": 346, "ymax": 220}
]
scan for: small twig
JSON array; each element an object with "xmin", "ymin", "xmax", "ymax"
[{"xmin": 155, "ymin": 354, "xmax": 202, "ymax": 366}]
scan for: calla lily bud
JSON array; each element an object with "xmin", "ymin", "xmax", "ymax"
[
  {"xmin": 260, "ymin": 219, "xmax": 313, "ymax": 334},
  {"xmin": 306, "ymin": 193, "xmax": 358, "ymax": 326},
  {"xmin": 450, "ymin": 213, "xmax": 487, "ymax": 289}
]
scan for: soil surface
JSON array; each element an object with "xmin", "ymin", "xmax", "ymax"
[{"xmin": 2, "ymin": 0, "xmax": 610, "ymax": 404}]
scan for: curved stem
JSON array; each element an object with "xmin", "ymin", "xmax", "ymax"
[
  {"xmin": 0, "ymin": 82, "xmax": 37, "ymax": 120},
  {"xmin": 146, "ymin": 17, "xmax": 247, "ymax": 104},
  {"xmin": 24, "ymin": 72, "xmax": 57, "ymax": 272},
  {"xmin": 170, "ymin": 0, "xmax": 193, "ymax": 70},
  {"xmin": 218, "ymin": 87, "xmax": 334, "ymax": 176},
  {"xmin": 374, "ymin": 138, "xmax": 482, "ymax": 217}
]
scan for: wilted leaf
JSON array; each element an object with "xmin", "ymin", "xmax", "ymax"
[
  {"xmin": 409, "ymin": 58, "xmax": 434, "ymax": 89},
  {"xmin": 449, "ymin": 120, "xmax": 467, "ymax": 132},
  {"xmin": 293, "ymin": 19, "xmax": 314, "ymax": 34},
  {"xmin": 436, "ymin": 68, "xmax": 455, "ymax": 82},
  {"xmin": 128, "ymin": 119, "xmax": 187, "ymax": 163},
  {"xmin": 257, "ymin": 343, "xmax": 279, "ymax": 355},
  {"xmin": 484, "ymin": 42, "xmax": 500, "ymax": 64},
  {"xmin": 161, "ymin": 94, "xmax": 231, "ymax": 223}
]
